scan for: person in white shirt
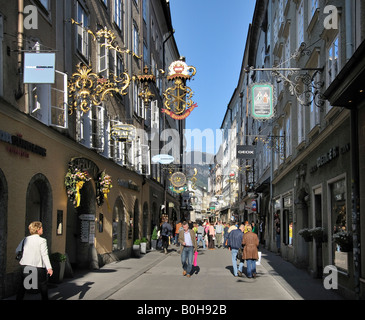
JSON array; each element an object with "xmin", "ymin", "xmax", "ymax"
[
  {"xmin": 178, "ymin": 221, "xmax": 197, "ymax": 278},
  {"xmin": 15, "ymin": 221, "xmax": 53, "ymax": 300}
]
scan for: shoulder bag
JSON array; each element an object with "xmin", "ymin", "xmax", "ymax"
[{"xmin": 15, "ymin": 239, "xmax": 25, "ymax": 261}]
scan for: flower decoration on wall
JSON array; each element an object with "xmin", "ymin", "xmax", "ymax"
[
  {"xmin": 65, "ymin": 167, "xmax": 91, "ymax": 208},
  {"xmin": 96, "ymin": 170, "xmax": 113, "ymax": 210}
]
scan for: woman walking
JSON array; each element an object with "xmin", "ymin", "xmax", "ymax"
[
  {"xmin": 15, "ymin": 221, "xmax": 53, "ymax": 300},
  {"xmin": 242, "ymin": 225, "xmax": 259, "ymax": 278}
]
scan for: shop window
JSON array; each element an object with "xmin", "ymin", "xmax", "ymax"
[
  {"xmin": 330, "ymin": 178, "xmax": 348, "ymax": 271},
  {"xmin": 29, "ymin": 71, "xmax": 68, "ymax": 129}
]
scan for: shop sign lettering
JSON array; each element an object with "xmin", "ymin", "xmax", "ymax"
[
  {"xmin": 310, "ymin": 144, "xmax": 350, "ymax": 174},
  {"xmin": 0, "ymin": 129, "xmax": 46, "ymax": 157}
]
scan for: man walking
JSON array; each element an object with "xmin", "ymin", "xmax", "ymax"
[
  {"xmin": 227, "ymin": 223, "xmax": 245, "ymax": 277},
  {"xmin": 179, "ymin": 221, "xmax": 197, "ymax": 278},
  {"xmin": 215, "ymin": 220, "xmax": 223, "ymax": 248},
  {"xmin": 197, "ymin": 223, "xmax": 206, "ymax": 249},
  {"xmin": 161, "ymin": 217, "xmax": 173, "ymax": 254}
]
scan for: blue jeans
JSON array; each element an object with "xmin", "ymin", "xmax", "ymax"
[
  {"xmin": 197, "ymin": 234, "xmax": 206, "ymax": 249},
  {"xmin": 231, "ymin": 249, "xmax": 244, "ymax": 276},
  {"xmin": 181, "ymin": 246, "xmax": 194, "ymax": 274},
  {"xmin": 246, "ymin": 259, "xmax": 256, "ymax": 278}
]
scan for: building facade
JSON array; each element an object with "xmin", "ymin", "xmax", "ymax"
[
  {"xmin": 0, "ymin": 0, "xmax": 183, "ymax": 298},
  {"xmin": 210, "ymin": 0, "xmax": 365, "ymax": 299}
]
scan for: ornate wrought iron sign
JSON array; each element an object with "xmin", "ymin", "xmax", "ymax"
[{"xmin": 162, "ymin": 59, "xmax": 197, "ymax": 120}]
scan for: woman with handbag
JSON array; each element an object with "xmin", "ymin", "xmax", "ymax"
[
  {"xmin": 15, "ymin": 221, "xmax": 53, "ymax": 300},
  {"xmin": 242, "ymin": 225, "xmax": 259, "ymax": 278}
]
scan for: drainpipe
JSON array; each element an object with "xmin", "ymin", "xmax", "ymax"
[
  {"xmin": 346, "ymin": 0, "xmax": 360, "ymax": 300},
  {"xmin": 16, "ymin": 0, "xmax": 24, "ymax": 100}
]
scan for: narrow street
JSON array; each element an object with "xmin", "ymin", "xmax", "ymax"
[
  {"xmin": 5, "ymin": 244, "xmax": 342, "ymax": 302},
  {"xmin": 105, "ymin": 246, "xmax": 343, "ymax": 301}
]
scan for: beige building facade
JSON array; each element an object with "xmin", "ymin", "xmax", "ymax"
[{"xmin": 0, "ymin": 0, "xmax": 182, "ymax": 298}]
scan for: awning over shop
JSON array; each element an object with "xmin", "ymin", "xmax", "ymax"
[{"xmin": 255, "ymin": 177, "xmax": 270, "ymax": 193}]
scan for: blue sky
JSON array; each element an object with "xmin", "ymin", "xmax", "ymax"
[{"xmin": 169, "ymin": 0, "xmax": 257, "ymax": 155}]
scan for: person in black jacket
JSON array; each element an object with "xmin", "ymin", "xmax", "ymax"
[
  {"xmin": 161, "ymin": 217, "xmax": 173, "ymax": 254},
  {"xmin": 227, "ymin": 223, "xmax": 245, "ymax": 277}
]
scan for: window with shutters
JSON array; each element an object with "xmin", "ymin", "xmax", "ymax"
[
  {"xmin": 76, "ymin": 110, "xmax": 91, "ymax": 148},
  {"xmin": 141, "ymin": 144, "xmax": 151, "ymax": 176},
  {"xmin": 98, "ymin": 35, "xmax": 108, "ymax": 78},
  {"xmin": 90, "ymin": 105, "xmax": 105, "ymax": 151},
  {"xmin": 297, "ymin": 104, "xmax": 306, "ymax": 146},
  {"xmin": 285, "ymin": 111, "xmax": 291, "ymax": 158},
  {"xmin": 135, "ymin": 137, "xmax": 142, "ymax": 173},
  {"xmin": 115, "ymin": 0, "xmax": 123, "ymax": 31},
  {"xmin": 76, "ymin": 2, "xmax": 89, "ymax": 60},
  {"xmin": 29, "ymin": 71, "xmax": 68, "ymax": 129},
  {"xmin": 50, "ymin": 71, "xmax": 68, "ymax": 129}
]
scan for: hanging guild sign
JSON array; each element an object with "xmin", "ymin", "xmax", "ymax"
[
  {"xmin": 251, "ymin": 83, "xmax": 274, "ymax": 120},
  {"xmin": 170, "ymin": 172, "xmax": 187, "ymax": 188},
  {"xmin": 24, "ymin": 53, "xmax": 56, "ymax": 84},
  {"xmin": 162, "ymin": 59, "xmax": 198, "ymax": 120}
]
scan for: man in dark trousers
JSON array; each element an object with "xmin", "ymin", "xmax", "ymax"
[
  {"xmin": 161, "ymin": 217, "xmax": 173, "ymax": 254},
  {"xmin": 228, "ymin": 223, "xmax": 245, "ymax": 277}
]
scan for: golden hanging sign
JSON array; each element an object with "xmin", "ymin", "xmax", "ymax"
[
  {"xmin": 162, "ymin": 59, "xmax": 197, "ymax": 120},
  {"xmin": 135, "ymin": 66, "xmax": 156, "ymax": 105},
  {"xmin": 68, "ymin": 63, "xmax": 131, "ymax": 114},
  {"xmin": 170, "ymin": 172, "xmax": 187, "ymax": 188}
]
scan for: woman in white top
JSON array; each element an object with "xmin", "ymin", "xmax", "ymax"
[{"xmin": 16, "ymin": 221, "xmax": 53, "ymax": 300}]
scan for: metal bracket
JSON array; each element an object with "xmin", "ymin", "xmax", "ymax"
[{"xmin": 246, "ymin": 43, "xmax": 326, "ymax": 110}]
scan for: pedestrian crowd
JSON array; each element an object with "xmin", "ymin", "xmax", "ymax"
[
  {"xmin": 15, "ymin": 219, "xmax": 261, "ymax": 300},
  {"xmin": 152, "ymin": 217, "xmax": 261, "ymax": 279}
]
